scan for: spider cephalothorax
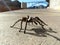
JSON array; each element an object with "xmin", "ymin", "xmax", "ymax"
[{"xmin": 10, "ymin": 15, "xmax": 48, "ymax": 33}]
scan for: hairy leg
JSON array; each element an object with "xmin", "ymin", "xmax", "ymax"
[
  {"xmin": 33, "ymin": 20, "xmax": 38, "ymax": 25},
  {"xmin": 34, "ymin": 18, "xmax": 43, "ymax": 26},
  {"xmin": 35, "ymin": 17, "xmax": 48, "ymax": 26},
  {"xmin": 19, "ymin": 21, "xmax": 23, "ymax": 32},
  {"xmin": 10, "ymin": 19, "xmax": 21, "ymax": 28},
  {"xmin": 41, "ymin": 25, "xmax": 45, "ymax": 30},
  {"xmin": 34, "ymin": 18, "xmax": 45, "ymax": 30},
  {"xmin": 24, "ymin": 21, "xmax": 27, "ymax": 33}
]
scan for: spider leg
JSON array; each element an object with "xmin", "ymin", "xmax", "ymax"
[
  {"xmin": 34, "ymin": 18, "xmax": 46, "ymax": 30},
  {"xmin": 34, "ymin": 18, "xmax": 43, "ymax": 26},
  {"xmin": 33, "ymin": 20, "xmax": 38, "ymax": 25},
  {"xmin": 41, "ymin": 25, "xmax": 45, "ymax": 30},
  {"xmin": 19, "ymin": 20, "xmax": 23, "ymax": 32},
  {"xmin": 24, "ymin": 21, "xmax": 27, "ymax": 33},
  {"xmin": 35, "ymin": 17, "xmax": 48, "ymax": 26},
  {"xmin": 10, "ymin": 19, "xmax": 21, "ymax": 28},
  {"xmin": 35, "ymin": 19, "xmax": 45, "ymax": 29}
]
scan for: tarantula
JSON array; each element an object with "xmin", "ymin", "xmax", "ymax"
[{"xmin": 10, "ymin": 15, "xmax": 48, "ymax": 33}]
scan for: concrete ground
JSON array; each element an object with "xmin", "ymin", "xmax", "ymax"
[{"xmin": 0, "ymin": 9, "xmax": 60, "ymax": 45}]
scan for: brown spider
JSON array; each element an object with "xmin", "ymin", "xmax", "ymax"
[{"xmin": 10, "ymin": 15, "xmax": 48, "ymax": 33}]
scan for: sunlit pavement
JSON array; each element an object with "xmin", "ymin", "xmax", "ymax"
[{"xmin": 0, "ymin": 9, "xmax": 60, "ymax": 45}]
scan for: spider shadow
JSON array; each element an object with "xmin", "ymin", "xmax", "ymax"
[
  {"xmin": 26, "ymin": 28, "xmax": 48, "ymax": 37},
  {"xmin": 25, "ymin": 27, "xmax": 60, "ymax": 41},
  {"xmin": 26, "ymin": 27, "xmax": 57, "ymax": 37},
  {"xmin": 10, "ymin": 26, "xmax": 60, "ymax": 41}
]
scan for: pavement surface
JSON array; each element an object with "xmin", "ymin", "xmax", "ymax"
[{"xmin": 0, "ymin": 9, "xmax": 60, "ymax": 45}]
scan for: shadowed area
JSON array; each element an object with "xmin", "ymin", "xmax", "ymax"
[
  {"xmin": 25, "ymin": 27, "xmax": 60, "ymax": 41},
  {"xmin": 11, "ymin": 26, "xmax": 60, "ymax": 41}
]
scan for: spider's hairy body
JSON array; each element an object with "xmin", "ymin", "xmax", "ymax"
[{"xmin": 21, "ymin": 17, "xmax": 28, "ymax": 21}]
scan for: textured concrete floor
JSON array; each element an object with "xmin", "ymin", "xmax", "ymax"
[{"xmin": 0, "ymin": 9, "xmax": 60, "ymax": 45}]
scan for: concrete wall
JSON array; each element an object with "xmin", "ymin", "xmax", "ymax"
[{"xmin": 50, "ymin": 0, "xmax": 60, "ymax": 10}]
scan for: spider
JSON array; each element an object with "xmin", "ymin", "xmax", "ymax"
[{"xmin": 10, "ymin": 15, "xmax": 48, "ymax": 33}]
